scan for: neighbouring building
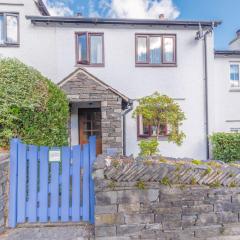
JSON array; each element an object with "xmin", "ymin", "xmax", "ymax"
[{"xmin": 0, "ymin": 0, "xmax": 239, "ymax": 159}]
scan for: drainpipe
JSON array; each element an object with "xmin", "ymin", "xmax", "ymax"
[
  {"xmin": 122, "ymin": 100, "xmax": 133, "ymax": 156},
  {"xmin": 203, "ymin": 34, "xmax": 210, "ymax": 160},
  {"xmin": 197, "ymin": 24, "xmax": 213, "ymax": 159}
]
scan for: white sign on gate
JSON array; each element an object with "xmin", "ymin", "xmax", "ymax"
[{"xmin": 49, "ymin": 149, "xmax": 61, "ymax": 162}]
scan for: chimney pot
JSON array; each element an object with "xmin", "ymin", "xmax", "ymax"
[
  {"xmin": 159, "ymin": 14, "xmax": 165, "ymax": 20},
  {"xmin": 76, "ymin": 12, "xmax": 83, "ymax": 17}
]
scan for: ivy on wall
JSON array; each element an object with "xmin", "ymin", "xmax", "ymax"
[
  {"xmin": 0, "ymin": 58, "xmax": 69, "ymax": 148},
  {"xmin": 210, "ymin": 132, "xmax": 240, "ymax": 162}
]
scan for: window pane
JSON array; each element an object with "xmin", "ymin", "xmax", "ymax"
[
  {"xmin": 150, "ymin": 36, "xmax": 161, "ymax": 64},
  {"xmin": 78, "ymin": 33, "xmax": 88, "ymax": 63},
  {"xmin": 90, "ymin": 35, "xmax": 103, "ymax": 64},
  {"xmin": 163, "ymin": 37, "xmax": 174, "ymax": 63},
  {"xmin": 0, "ymin": 15, "xmax": 3, "ymax": 44},
  {"xmin": 137, "ymin": 37, "xmax": 147, "ymax": 62},
  {"xmin": 138, "ymin": 115, "xmax": 150, "ymax": 136},
  {"xmin": 230, "ymin": 64, "xmax": 240, "ymax": 87},
  {"xmin": 6, "ymin": 15, "xmax": 18, "ymax": 44}
]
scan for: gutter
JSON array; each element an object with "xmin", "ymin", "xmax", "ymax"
[
  {"xmin": 122, "ymin": 100, "xmax": 133, "ymax": 156},
  {"xmin": 25, "ymin": 16, "xmax": 221, "ymax": 28}
]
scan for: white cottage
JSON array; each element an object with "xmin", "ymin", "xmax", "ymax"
[{"xmin": 0, "ymin": 0, "xmax": 239, "ymax": 159}]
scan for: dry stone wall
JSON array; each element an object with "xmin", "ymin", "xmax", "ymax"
[{"xmin": 93, "ymin": 155, "xmax": 240, "ymax": 240}]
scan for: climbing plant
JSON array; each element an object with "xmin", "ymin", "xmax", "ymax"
[{"xmin": 133, "ymin": 92, "xmax": 186, "ymax": 154}]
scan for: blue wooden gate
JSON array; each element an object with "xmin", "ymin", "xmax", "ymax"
[{"xmin": 8, "ymin": 136, "xmax": 96, "ymax": 228}]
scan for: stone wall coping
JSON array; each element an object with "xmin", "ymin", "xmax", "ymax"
[{"xmin": 93, "ymin": 155, "xmax": 240, "ymax": 188}]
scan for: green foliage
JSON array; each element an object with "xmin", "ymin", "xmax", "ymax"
[
  {"xmin": 0, "ymin": 58, "xmax": 69, "ymax": 147},
  {"xmin": 229, "ymin": 181, "xmax": 237, "ymax": 188},
  {"xmin": 192, "ymin": 159, "xmax": 203, "ymax": 165},
  {"xmin": 135, "ymin": 180, "xmax": 145, "ymax": 190},
  {"xmin": 208, "ymin": 180, "xmax": 221, "ymax": 188},
  {"xmin": 210, "ymin": 132, "xmax": 240, "ymax": 162},
  {"xmin": 160, "ymin": 176, "xmax": 171, "ymax": 186},
  {"xmin": 201, "ymin": 167, "xmax": 212, "ymax": 177},
  {"xmin": 108, "ymin": 180, "xmax": 117, "ymax": 190},
  {"xmin": 190, "ymin": 177, "xmax": 197, "ymax": 185},
  {"xmin": 138, "ymin": 139, "xmax": 159, "ymax": 156},
  {"xmin": 133, "ymin": 92, "xmax": 186, "ymax": 146}
]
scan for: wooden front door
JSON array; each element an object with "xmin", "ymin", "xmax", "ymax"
[{"xmin": 78, "ymin": 108, "xmax": 102, "ymax": 155}]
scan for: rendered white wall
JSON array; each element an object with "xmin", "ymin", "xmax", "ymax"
[
  {"xmin": 214, "ymin": 56, "xmax": 240, "ymax": 133},
  {"xmin": 0, "ymin": 1, "xmax": 219, "ymax": 159}
]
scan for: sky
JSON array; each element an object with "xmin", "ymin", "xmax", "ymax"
[{"xmin": 43, "ymin": 0, "xmax": 240, "ymax": 50}]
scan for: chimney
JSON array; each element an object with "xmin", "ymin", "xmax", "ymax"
[
  {"xmin": 159, "ymin": 14, "xmax": 165, "ymax": 20},
  {"xmin": 237, "ymin": 29, "xmax": 240, "ymax": 38},
  {"xmin": 76, "ymin": 12, "xmax": 83, "ymax": 17}
]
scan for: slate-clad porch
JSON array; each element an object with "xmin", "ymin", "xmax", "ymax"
[{"xmin": 58, "ymin": 68, "xmax": 130, "ymax": 155}]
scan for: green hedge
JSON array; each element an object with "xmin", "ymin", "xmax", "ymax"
[
  {"xmin": 0, "ymin": 58, "xmax": 69, "ymax": 148},
  {"xmin": 210, "ymin": 132, "xmax": 240, "ymax": 162}
]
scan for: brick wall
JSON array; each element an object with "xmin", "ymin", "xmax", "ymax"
[
  {"xmin": 94, "ymin": 155, "xmax": 240, "ymax": 240},
  {"xmin": 0, "ymin": 154, "xmax": 9, "ymax": 233}
]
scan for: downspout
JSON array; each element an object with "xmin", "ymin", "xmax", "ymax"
[
  {"xmin": 202, "ymin": 26, "xmax": 214, "ymax": 159},
  {"xmin": 122, "ymin": 100, "xmax": 133, "ymax": 156},
  {"xmin": 203, "ymin": 34, "xmax": 210, "ymax": 159}
]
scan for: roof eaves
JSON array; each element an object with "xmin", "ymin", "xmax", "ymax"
[
  {"xmin": 215, "ymin": 50, "xmax": 240, "ymax": 57},
  {"xmin": 25, "ymin": 16, "xmax": 221, "ymax": 27}
]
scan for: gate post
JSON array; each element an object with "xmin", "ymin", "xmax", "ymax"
[
  {"xmin": 8, "ymin": 138, "xmax": 19, "ymax": 228},
  {"xmin": 89, "ymin": 136, "xmax": 96, "ymax": 224}
]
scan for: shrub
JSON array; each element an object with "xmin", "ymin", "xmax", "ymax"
[
  {"xmin": 0, "ymin": 58, "xmax": 69, "ymax": 148},
  {"xmin": 138, "ymin": 139, "xmax": 159, "ymax": 156},
  {"xmin": 210, "ymin": 133, "xmax": 240, "ymax": 162}
]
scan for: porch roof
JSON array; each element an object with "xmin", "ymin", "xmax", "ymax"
[{"xmin": 58, "ymin": 68, "xmax": 130, "ymax": 104}]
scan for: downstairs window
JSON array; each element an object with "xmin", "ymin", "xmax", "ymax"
[{"xmin": 137, "ymin": 115, "xmax": 168, "ymax": 138}]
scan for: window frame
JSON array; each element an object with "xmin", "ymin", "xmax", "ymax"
[
  {"xmin": 75, "ymin": 32, "xmax": 104, "ymax": 67},
  {"xmin": 137, "ymin": 115, "xmax": 168, "ymax": 139},
  {"xmin": 229, "ymin": 62, "xmax": 240, "ymax": 89},
  {"xmin": 135, "ymin": 33, "xmax": 177, "ymax": 67},
  {"xmin": 0, "ymin": 12, "xmax": 20, "ymax": 47}
]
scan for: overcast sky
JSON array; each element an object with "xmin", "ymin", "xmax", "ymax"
[{"xmin": 43, "ymin": 0, "xmax": 240, "ymax": 50}]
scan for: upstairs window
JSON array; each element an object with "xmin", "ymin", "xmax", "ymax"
[
  {"xmin": 136, "ymin": 34, "xmax": 176, "ymax": 66},
  {"xmin": 230, "ymin": 64, "xmax": 240, "ymax": 88},
  {"xmin": 76, "ymin": 32, "xmax": 104, "ymax": 66},
  {"xmin": 137, "ymin": 115, "xmax": 168, "ymax": 138},
  {"xmin": 0, "ymin": 13, "xmax": 19, "ymax": 46}
]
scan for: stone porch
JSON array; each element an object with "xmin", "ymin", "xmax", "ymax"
[{"xmin": 58, "ymin": 68, "xmax": 130, "ymax": 154}]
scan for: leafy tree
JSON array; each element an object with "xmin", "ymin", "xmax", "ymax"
[
  {"xmin": 133, "ymin": 92, "xmax": 186, "ymax": 153},
  {"xmin": 0, "ymin": 58, "xmax": 69, "ymax": 148}
]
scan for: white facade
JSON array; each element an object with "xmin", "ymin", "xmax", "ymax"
[{"xmin": 0, "ymin": 0, "xmax": 239, "ymax": 159}]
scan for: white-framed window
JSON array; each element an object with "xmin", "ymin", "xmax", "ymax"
[
  {"xmin": 230, "ymin": 63, "xmax": 240, "ymax": 88},
  {"xmin": 0, "ymin": 13, "xmax": 19, "ymax": 46}
]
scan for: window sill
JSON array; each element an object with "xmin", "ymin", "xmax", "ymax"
[
  {"xmin": 75, "ymin": 63, "xmax": 105, "ymax": 68},
  {"xmin": 0, "ymin": 43, "xmax": 20, "ymax": 48},
  {"xmin": 135, "ymin": 63, "xmax": 177, "ymax": 67},
  {"xmin": 137, "ymin": 136, "xmax": 168, "ymax": 141},
  {"xmin": 229, "ymin": 88, "xmax": 240, "ymax": 92}
]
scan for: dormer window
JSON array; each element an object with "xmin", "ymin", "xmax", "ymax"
[
  {"xmin": 0, "ymin": 13, "xmax": 19, "ymax": 46},
  {"xmin": 76, "ymin": 32, "xmax": 104, "ymax": 66},
  {"xmin": 135, "ymin": 34, "xmax": 176, "ymax": 66}
]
